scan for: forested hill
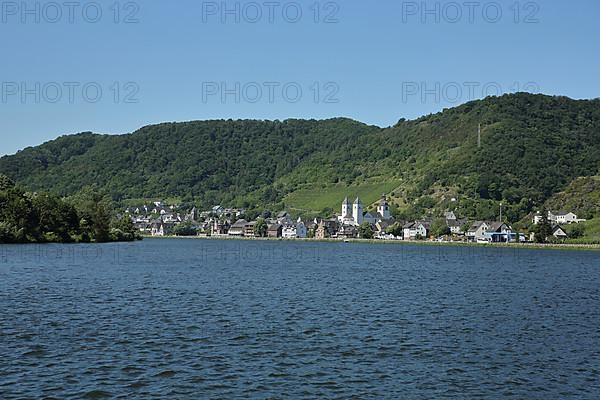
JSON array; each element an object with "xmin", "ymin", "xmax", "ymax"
[
  {"xmin": 0, "ymin": 118, "xmax": 382, "ymax": 204},
  {"xmin": 1, "ymin": 93, "xmax": 600, "ymax": 221}
]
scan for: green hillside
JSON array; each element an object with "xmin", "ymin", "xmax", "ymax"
[
  {"xmin": 1, "ymin": 93, "xmax": 600, "ymax": 221},
  {"xmin": 284, "ymin": 180, "xmax": 401, "ymax": 214},
  {"xmin": 543, "ymin": 176, "xmax": 600, "ymax": 219}
]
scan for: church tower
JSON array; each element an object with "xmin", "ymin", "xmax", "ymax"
[
  {"xmin": 377, "ymin": 194, "xmax": 391, "ymax": 219},
  {"xmin": 341, "ymin": 197, "xmax": 351, "ymax": 218},
  {"xmin": 353, "ymin": 197, "xmax": 363, "ymax": 225}
]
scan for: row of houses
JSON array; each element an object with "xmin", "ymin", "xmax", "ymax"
[
  {"xmin": 127, "ymin": 201, "xmax": 248, "ymax": 237},
  {"xmin": 127, "ymin": 199, "xmax": 582, "ymax": 242},
  {"xmin": 218, "ymin": 215, "xmax": 390, "ymax": 240},
  {"xmin": 401, "ymin": 212, "xmax": 468, "ymax": 241},
  {"xmin": 533, "ymin": 211, "xmax": 586, "ymax": 225},
  {"xmin": 401, "ymin": 218, "xmax": 568, "ymax": 243},
  {"xmin": 224, "ymin": 216, "xmax": 309, "ymax": 239},
  {"xmin": 136, "ymin": 209, "xmax": 309, "ymax": 239},
  {"xmin": 138, "ymin": 196, "xmax": 398, "ymax": 239}
]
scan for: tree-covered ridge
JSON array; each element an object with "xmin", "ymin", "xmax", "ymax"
[
  {"xmin": 1, "ymin": 93, "xmax": 599, "ymax": 222},
  {"xmin": 420, "ymin": 94, "xmax": 600, "ymax": 200},
  {"xmin": 0, "ymin": 118, "xmax": 380, "ymax": 205},
  {"xmin": 0, "ymin": 175, "xmax": 140, "ymax": 243}
]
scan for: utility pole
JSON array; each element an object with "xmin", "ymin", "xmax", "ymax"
[
  {"xmin": 478, "ymin": 123, "xmax": 481, "ymax": 148},
  {"xmin": 499, "ymin": 203, "xmax": 503, "ymax": 223}
]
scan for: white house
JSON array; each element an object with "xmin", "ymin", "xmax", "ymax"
[
  {"xmin": 282, "ymin": 225, "xmax": 297, "ymax": 239},
  {"xmin": 403, "ymin": 222, "xmax": 416, "ymax": 240},
  {"xmin": 448, "ymin": 219, "xmax": 467, "ymax": 234},
  {"xmin": 402, "ymin": 220, "xmax": 430, "ymax": 240},
  {"xmin": 416, "ymin": 221, "xmax": 431, "ymax": 238},
  {"xmin": 534, "ymin": 211, "xmax": 585, "ymax": 225},
  {"xmin": 281, "ymin": 218, "xmax": 308, "ymax": 239},
  {"xmin": 467, "ymin": 221, "xmax": 490, "ymax": 242},
  {"xmin": 554, "ymin": 212, "xmax": 582, "ymax": 224}
]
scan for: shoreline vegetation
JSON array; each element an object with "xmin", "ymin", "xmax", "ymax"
[
  {"xmin": 143, "ymin": 235, "xmax": 600, "ymax": 252},
  {"xmin": 0, "ymin": 175, "xmax": 141, "ymax": 244}
]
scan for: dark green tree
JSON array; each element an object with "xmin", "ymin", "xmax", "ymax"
[
  {"xmin": 534, "ymin": 207, "xmax": 553, "ymax": 243},
  {"xmin": 431, "ymin": 218, "xmax": 451, "ymax": 238},
  {"xmin": 31, "ymin": 192, "xmax": 80, "ymax": 242},
  {"xmin": 172, "ymin": 221, "xmax": 198, "ymax": 237},
  {"xmin": 0, "ymin": 178, "xmax": 139, "ymax": 244},
  {"xmin": 255, "ymin": 218, "xmax": 268, "ymax": 238},
  {"xmin": 568, "ymin": 224, "xmax": 585, "ymax": 239},
  {"xmin": 385, "ymin": 222, "xmax": 404, "ymax": 237},
  {"xmin": 110, "ymin": 215, "xmax": 140, "ymax": 241},
  {"xmin": 0, "ymin": 186, "xmax": 38, "ymax": 243},
  {"xmin": 0, "ymin": 174, "xmax": 15, "ymax": 191},
  {"xmin": 71, "ymin": 189, "xmax": 113, "ymax": 243},
  {"xmin": 358, "ymin": 222, "xmax": 374, "ymax": 239}
]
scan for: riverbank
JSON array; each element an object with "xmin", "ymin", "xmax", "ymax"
[{"xmin": 143, "ymin": 235, "xmax": 600, "ymax": 251}]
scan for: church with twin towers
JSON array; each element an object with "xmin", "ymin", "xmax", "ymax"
[{"xmin": 338, "ymin": 195, "xmax": 394, "ymax": 226}]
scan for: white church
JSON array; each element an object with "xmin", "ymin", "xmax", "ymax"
[{"xmin": 338, "ymin": 195, "xmax": 394, "ymax": 226}]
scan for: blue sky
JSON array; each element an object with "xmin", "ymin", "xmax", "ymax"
[{"xmin": 0, "ymin": 0, "xmax": 599, "ymax": 155}]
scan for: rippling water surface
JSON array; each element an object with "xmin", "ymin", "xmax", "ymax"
[{"xmin": 1, "ymin": 239, "xmax": 599, "ymax": 399}]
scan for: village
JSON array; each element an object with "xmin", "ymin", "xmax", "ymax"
[{"xmin": 125, "ymin": 196, "xmax": 586, "ymax": 244}]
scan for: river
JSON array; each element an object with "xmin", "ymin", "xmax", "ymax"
[{"xmin": 1, "ymin": 239, "xmax": 598, "ymax": 398}]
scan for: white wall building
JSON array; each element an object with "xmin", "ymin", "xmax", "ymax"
[
  {"xmin": 467, "ymin": 221, "xmax": 490, "ymax": 242},
  {"xmin": 555, "ymin": 212, "xmax": 581, "ymax": 224},
  {"xmin": 533, "ymin": 211, "xmax": 585, "ymax": 225},
  {"xmin": 282, "ymin": 225, "xmax": 297, "ymax": 239},
  {"xmin": 402, "ymin": 221, "xmax": 430, "ymax": 240},
  {"xmin": 282, "ymin": 218, "xmax": 308, "ymax": 239}
]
